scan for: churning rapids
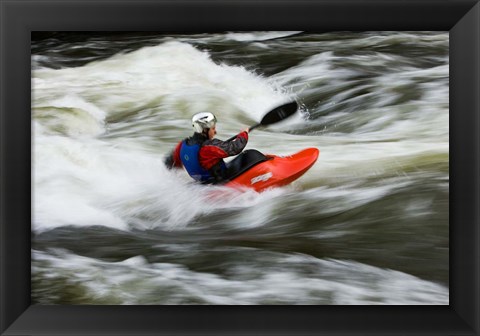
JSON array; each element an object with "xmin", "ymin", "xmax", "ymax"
[{"xmin": 31, "ymin": 32, "xmax": 449, "ymax": 305}]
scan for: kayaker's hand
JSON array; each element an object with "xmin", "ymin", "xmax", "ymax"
[{"xmin": 242, "ymin": 128, "xmax": 249, "ymax": 133}]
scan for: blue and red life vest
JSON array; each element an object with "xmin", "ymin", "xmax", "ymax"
[{"xmin": 179, "ymin": 141, "xmax": 213, "ymax": 182}]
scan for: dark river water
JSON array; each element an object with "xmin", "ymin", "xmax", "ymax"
[{"xmin": 31, "ymin": 31, "xmax": 449, "ymax": 304}]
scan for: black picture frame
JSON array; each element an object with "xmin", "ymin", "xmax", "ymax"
[{"xmin": 1, "ymin": 0, "xmax": 479, "ymax": 335}]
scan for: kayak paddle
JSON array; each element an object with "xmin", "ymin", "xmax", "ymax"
[{"xmin": 226, "ymin": 101, "xmax": 298, "ymax": 141}]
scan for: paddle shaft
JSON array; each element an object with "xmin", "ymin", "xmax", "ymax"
[
  {"xmin": 224, "ymin": 101, "xmax": 298, "ymax": 142},
  {"xmin": 225, "ymin": 123, "xmax": 260, "ymax": 142}
]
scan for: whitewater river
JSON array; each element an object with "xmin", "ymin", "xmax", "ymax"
[{"xmin": 31, "ymin": 32, "xmax": 449, "ymax": 305}]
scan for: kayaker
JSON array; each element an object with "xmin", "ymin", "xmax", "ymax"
[{"xmin": 164, "ymin": 112, "xmax": 250, "ymax": 184}]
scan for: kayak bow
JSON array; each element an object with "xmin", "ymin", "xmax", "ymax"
[{"xmin": 224, "ymin": 148, "xmax": 319, "ymax": 192}]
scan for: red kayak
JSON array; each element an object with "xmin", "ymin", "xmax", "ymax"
[{"xmin": 223, "ymin": 148, "xmax": 319, "ymax": 192}]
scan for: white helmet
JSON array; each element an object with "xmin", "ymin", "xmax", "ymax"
[{"xmin": 192, "ymin": 112, "xmax": 217, "ymax": 133}]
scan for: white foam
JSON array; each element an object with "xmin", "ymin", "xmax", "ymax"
[
  {"xmin": 32, "ymin": 249, "xmax": 448, "ymax": 305},
  {"xmin": 33, "ymin": 41, "xmax": 289, "ymax": 125}
]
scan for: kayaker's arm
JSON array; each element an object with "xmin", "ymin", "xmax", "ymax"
[
  {"xmin": 164, "ymin": 141, "xmax": 183, "ymax": 169},
  {"xmin": 223, "ymin": 131, "xmax": 249, "ymax": 155},
  {"xmin": 198, "ymin": 131, "xmax": 249, "ymax": 170}
]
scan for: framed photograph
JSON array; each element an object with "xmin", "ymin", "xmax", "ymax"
[{"xmin": 1, "ymin": 0, "xmax": 479, "ymax": 335}]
